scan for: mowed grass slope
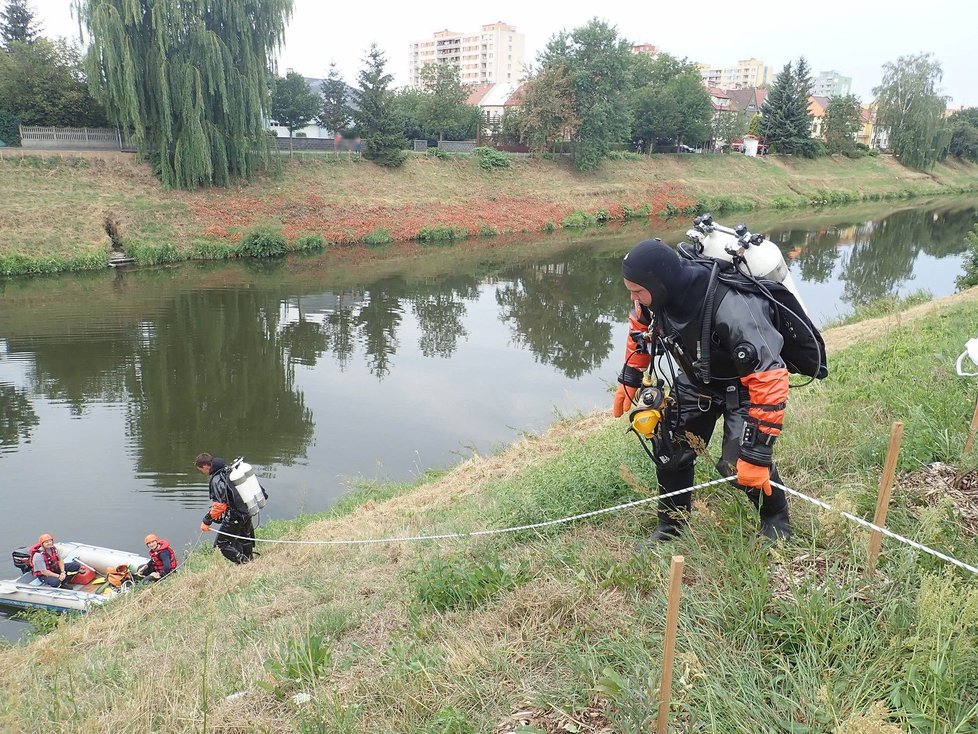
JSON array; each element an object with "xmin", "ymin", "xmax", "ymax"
[
  {"xmin": 1, "ymin": 288, "xmax": 978, "ymax": 732},
  {"xmin": 1, "ymin": 148, "xmax": 977, "ymax": 273}
]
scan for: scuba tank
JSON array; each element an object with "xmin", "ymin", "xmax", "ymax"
[
  {"xmin": 684, "ymin": 213, "xmax": 810, "ymax": 316},
  {"xmin": 227, "ymin": 457, "xmax": 268, "ymax": 517}
]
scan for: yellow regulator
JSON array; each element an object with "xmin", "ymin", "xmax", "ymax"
[{"xmin": 628, "ymin": 381, "xmax": 669, "ymax": 439}]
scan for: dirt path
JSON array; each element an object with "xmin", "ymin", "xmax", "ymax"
[{"xmin": 822, "ymin": 286, "xmax": 978, "ymax": 355}]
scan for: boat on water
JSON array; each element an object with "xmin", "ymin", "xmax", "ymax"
[{"xmin": 1, "ymin": 542, "xmax": 149, "ymax": 612}]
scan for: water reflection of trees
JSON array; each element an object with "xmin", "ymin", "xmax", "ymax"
[
  {"xmin": 770, "ymin": 227, "xmax": 844, "ymax": 284},
  {"xmin": 409, "ymin": 276, "xmax": 479, "ymax": 359},
  {"xmin": 495, "ymin": 253, "xmax": 623, "ymax": 379},
  {"xmin": 285, "ymin": 276, "xmax": 479, "ymax": 376},
  {"xmin": 0, "ymin": 383, "xmax": 39, "ymax": 454},
  {"xmin": 126, "ymin": 290, "xmax": 315, "ymax": 486},
  {"xmin": 839, "ymin": 207, "xmax": 972, "ymax": 305},
  {"xmin": 15, "ymin": 336, "xmax": 137, "ymax": 416},
  {"xmin": 770, "ymin": 206, "xmax": 976, "ymax": 306}
]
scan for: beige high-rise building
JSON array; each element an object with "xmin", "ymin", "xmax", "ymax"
[
  {"xmin": 697, "ymin": 58, "xmax": 774, "ymax": 90},
  {"xmin": 408, "ymin": 22, "xmax": 525, "ymax": 88}
]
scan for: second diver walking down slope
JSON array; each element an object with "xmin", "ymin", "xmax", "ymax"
[
  {"xmin": 195, "ymin": 453, "xmax": 258, "ymax": 564},
  {"xmin": 613, "ymin": 223, "xmax": 826, "ymax": 544}
]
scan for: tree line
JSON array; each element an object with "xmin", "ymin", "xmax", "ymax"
[{"xmin": 3, "ymin": 1, "xmax": 977, "ymax": 190}]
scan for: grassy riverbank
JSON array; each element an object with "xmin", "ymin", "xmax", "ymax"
[
  {"xmin": 1, "ymin": 148, "xmax": 977, "ymax": 275},
  {"xmin": 2, "ymin": 289, "xmax": 978, "ymax": 733}
]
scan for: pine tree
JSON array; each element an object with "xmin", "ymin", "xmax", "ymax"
[
  {"xmin": 74, "ymin": 0, "xmax": 293, "ymax": 190},
  {"xmin": 791, "ymin": 57, "xmax": 816, "ymax": 155},
  {"xmin": 761, "ymin": 62, "xmax": 796, "ymax": 151},
  {"xmin": 0, "ymin": 0, "xmax": 41, "ymax": 48},
  {"xmin": 762, "ymin": 58, "xmax": 817, "ymax": 156},
  {"xmin": 319, "ymin": 62, "xmax": 351, "ymax": 138},
  {"xmin": 353, "ymin": 44, "xmax": 406, "ymax": 168}
]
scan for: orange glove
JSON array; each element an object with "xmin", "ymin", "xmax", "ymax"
[
  {"xmin": 612, "ymin": 384, "xmax": 637, "ymax": 418},
  {"xmin": 200, "ymin": 522, "xmax": 211, "ymax": 532},
  {"xmin": 736, "ymin": 459, "xmax": 772, "ymax": 496}
]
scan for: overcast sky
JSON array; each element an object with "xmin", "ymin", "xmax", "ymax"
[{"xmin": 30, "ymin": 0, "xmax": 977, "ymax": 107}]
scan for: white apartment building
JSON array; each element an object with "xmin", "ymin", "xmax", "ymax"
[
  {"xmin": 408, "ymin": 22, "xmax": 525, "ymax": 88},
  {"xmin": 698, "ymin": 58, "xmax": 774, "ymax": 90},
  {"xmin": 813, "ymin": 70, "xmax": 853, "ymax": 98}
]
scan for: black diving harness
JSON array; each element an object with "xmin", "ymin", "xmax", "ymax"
[{"xmin": 623, "ymin": 241, "xmax": 826, "ymax": 465}]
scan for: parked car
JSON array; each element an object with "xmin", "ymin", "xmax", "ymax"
[{"xmin": 678, "ymin": 144, "xmax": 703, "ymax": 153}]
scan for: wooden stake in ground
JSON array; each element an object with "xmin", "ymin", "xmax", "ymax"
[
  {"xmin": 964, "ymin": 394, "xmax": 978, "ymax": 455},
  {"xmin": 656, "ymin": 555, "xmax": 685, "ymax": 734},
  {"xmin": 867, "ymin": 422, "xmax": 904, "ymax": 575}
]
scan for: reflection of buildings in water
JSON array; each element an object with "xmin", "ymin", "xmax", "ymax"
[{"xmin": 278, "ymin": 292, "xmax": 360, "ymax": 327}]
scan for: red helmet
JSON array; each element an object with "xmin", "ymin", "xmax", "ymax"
[
  {"xmin": 38, "ymin": 533, "xmax": 54, "ymax": 544},
  {"xmin": 144, "ymin": 534, "xmax": 159, "ymax": 546}
]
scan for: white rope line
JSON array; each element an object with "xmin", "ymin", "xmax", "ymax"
[
  {"xmin": 208, "ymin": 475, "xmax": 978, "ymax": 577},
  {"xmin": 209, "ymin": 476, "xmax": 735, "ymax": 546},
  {"xmin": 771, "ymin": 480, "xmax": 978, "ymax": 576}
]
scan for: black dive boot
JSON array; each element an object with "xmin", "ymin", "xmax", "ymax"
[
  {"xmin": 638, "ymin": 490, "xmax": 692, "ymax": 549},
  {"xmin": 746, "ymin": 484, "xmax": 792, "ymax": 541}
]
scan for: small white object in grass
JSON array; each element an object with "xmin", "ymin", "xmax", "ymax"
[
  {"xmin": 292, "ymin": 692, "xmax": 312, "ymax": 705},
  {"xmin": 957, "ymin": 338, "xmax": 978, "ymax": 376},
  {"xmin": 225, "ymin": 691, "xmax": 247, "ymax": 701}
]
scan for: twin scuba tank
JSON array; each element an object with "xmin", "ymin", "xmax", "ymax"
[
  {"xmin": 683, "ymin": 213, "xmax": 809, "ymax": 313},
  {"xmin": 627, "ymin": 214, "xmax": 820, "ymax": 440},
  {"xmin": 226, "ymin": 457, "xmax": 268, "ymax": 517}
]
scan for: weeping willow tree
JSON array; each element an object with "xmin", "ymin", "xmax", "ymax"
[{"xmin": 74, "ymin": 0, "xmax": 293, "ymax": 189}]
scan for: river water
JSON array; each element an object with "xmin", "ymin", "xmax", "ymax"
[{"xmin": 1, "ymin": 197, "xmax": 976, "ymax": 639}]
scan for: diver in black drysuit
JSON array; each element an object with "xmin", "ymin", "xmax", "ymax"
[{"xmin": 614, "ymin": 239, "xmax": 792, "ymax": 541}]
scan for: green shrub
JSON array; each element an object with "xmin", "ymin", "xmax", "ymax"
[
  {"xmin": 471, "ymin": 146, "xmax": 510, "ymax": 171},
  {"xmin": 543, "ymin": 220, "xmax": 556, "ymax": 233},
  {"xmin": 291, "ymin": 234, "xmax": 326, "ymax": 252},
  {"xmin": 426, "ymin": 148, "xmax": 449, "ymax": 160},
  {"xmin": 416, "ymin": 225, "xmax": 466, "ymax": 243},
  {"xmin": 361, "ymin": 228, "xmax": 392, "ymax": 246},
  {"xmin": 129, "ymin": 242, "xmax": 181, "ymax": 265},
  {"xmin": 191, "ymin": 239, "xmax": 239, "ymax": 260},
  {"xmin": 697, "ymin": 196, "xmax": 754, "ymax": 214},
  {"xmin": 595, "ymin": 208, "xmax": 611, "ymax": 223},
  {"xmin": 634, "ymin": 202, "xmax": 652, "ymax": 218},
  {"xmin": 809, "ymin": 189, "xmax": 859, "ymax": 206},
  {"xmin": 957, "ymin": 225, "xmax": 978, "ymax": 291},
  {"xmin": 0, "ymin": 251, "xmax": 106, "ymax": 275},
  {"xmin": 412, "ymin": 552, "xmax": 529, "ymax": 612},
  {"xmin": 12, "ymin": 608, "xmax": 81, "ymax": 638},
  {"xmin": 606, "ymin": 150, "xmax": 642, "ymax": 161},
  {"xmin": 772, "ymin": 195, "xmax": 805, "ymax": 209},
  {"xmin": 0, "ymin": 108, "xmax": 21, "ymax": 146},
  {"xmin": 239, "ymin": 222, "xmax": 287, "ymax": 258},
  {"xmin": 478, "ymin": 224, "xmax": 498, "ymax": 237},
  {"xmin": 562, "ymin": 209, "xmax": 598, "ymax": 228},
  {"xmin": 257, "ymin": 632, "xmax": 332, "ymax": 699}
]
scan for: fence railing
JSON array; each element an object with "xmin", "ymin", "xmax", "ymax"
[{"xmin": 19, "ymin": 126, "xmax": 135, "ymax": 151}]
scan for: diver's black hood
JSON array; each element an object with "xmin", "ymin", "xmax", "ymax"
[{"xmin": 621, "ymin": 239, "xmax": 711, "ymax": 325}]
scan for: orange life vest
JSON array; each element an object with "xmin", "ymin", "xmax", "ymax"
[
  {"xmin": 148, "ymin": 539, "xmax": 178, "ymax": 574},
  {"xmin": 27, "ymin": 543, "xmax": 59, "ymax": 578}
]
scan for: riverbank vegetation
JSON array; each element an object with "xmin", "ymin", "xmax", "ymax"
[
  {"xmin": 1, "ymin": 289, "xmax": 977, "ymax": 732},
  {"xmin": 1, "ymin": 149, "xmax": 977, "ymax": 276}
]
